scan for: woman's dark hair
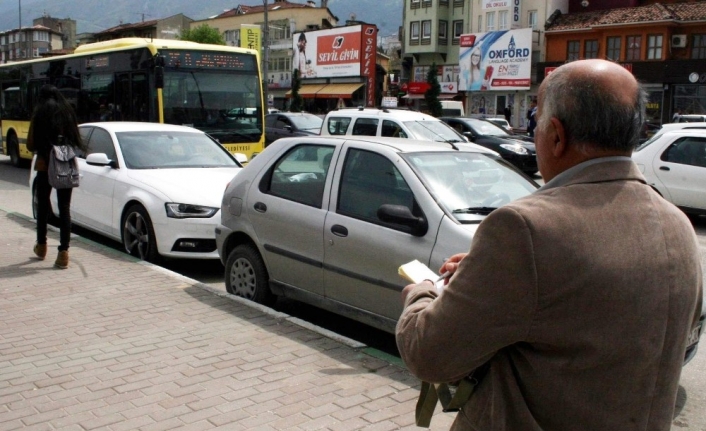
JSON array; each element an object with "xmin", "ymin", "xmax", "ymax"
[
  {"xmin": 30, "ymin": 85, "xmax": 86, "ymax": 154},
  {"xmin": 298, "ymin": 33, "xmax": 307, "ymax": 43}
]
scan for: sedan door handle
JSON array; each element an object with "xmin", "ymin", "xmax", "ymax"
[
  {"xmin": 659, "ymin": 166, "xmax": 670, "ymax": 171},
  {"xmin": 254, "ymin": 202, "xmax": 267, "ymax": 212},
  {"xmin": 331, "ymin": 224, "xmax": 348, "ymax": 237}
]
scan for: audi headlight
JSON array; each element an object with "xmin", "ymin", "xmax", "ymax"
[
  {"xmin": 165, "ymin": 203, "xmax": 219, "ymax": 219},
  {"xmin": 499, "ymin": 143, "xmax": 529, "ymax": 155}
]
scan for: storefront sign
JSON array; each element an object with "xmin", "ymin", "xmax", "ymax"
[
  {"xmin": 483, "ymin": 1, "xmax": 509, "ymax": 9},
  {"xmin": 512, "ymin": 0, "xmax": 522, "ymax": 29},
  {"xmin": 459, "ymin": 28, "xmax": 532, "ymax": 91},
  {"xmin": 240, "ymin": 24, "xmax": 261, "ymax": 52}
]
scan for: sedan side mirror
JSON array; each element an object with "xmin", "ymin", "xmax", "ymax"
[
  {"xmin": 377, "ymin": 204, "xmax": 428, "ymax": 236},
  {"xmin": 86, "ymin": 153, "xmax": 117, "ymax": 168}
]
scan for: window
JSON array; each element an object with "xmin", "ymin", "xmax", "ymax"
[
  {"xmin": 499, "ymin": 11, "xmax": 508, "ymax": 30},
  {"xmin": 410, "ymin": 21, "xmax": 420, "ymax": 42},
  {"xmin": 606, "ymin": 36, "xmax": 621, "ymax": 61},
  {"xmin": 661, "ymin": 137, "xmax": 706, "ymax": 168},
  {"xmin": 327, "ymin": 117, "xmax": 352, "ymax": 135},
  {"xmin": 265, "ymin": 145, "xmax": 335, "ymax": 207},
  {"xmin": 486, "ymin": 12, "xmax": 496, "ymax": 31},
  {"xmin": 478, "ymin": 15, "xmax": 482, "ymax": 33},
  {"xmin": 338, "ymin": 149, "xmax": 414, "ymax": 227},
  {"xmin": 453, "ymin": 20, "xmax": 464, "ymax": 39},
  {"xmin": 381, "ymin": 120, "xmax": 408, "ymax": 138},
  {"xmin": 528, "ymin": 10, "xmax": 538, "ymax": 30},
  {"xmin": 86, "ymin": 128, "xmax": 117, "ymax": 161},
  {"xmin": 422, "ymin": 20, "xmax": 432, "ymax": 39},
  {"xmin": 692, "ymin": 34, "xmax": 706, "ymax": 59},
  {"xmin": 438, "ymin": 20, "xmax": 448, "ymax": 41},
  {"xmin": 224, "ymin": 30, "xmax": 239, "ymax": 46},
  {"xmin": 567, "ymin": 41, "xmax": 580, "ymax": 60},
  {"xmin": 411, "ymin": 0, "xmax": 421, "ymax": 8},
  {"xmin": 33, "ymin": 31, "xmax": 49, "ymax": 42},
  {"xmin": 351, "ymin": 118, "xmax": 379, "ymax": 136},
  {"xmin": 647, "ymin": 34, "xmax": 663, "ymax": 60},
  {"xmin": 585, "ymin": 40, "xmax": 599, "ymax": 59},
  {"xmin": 626, "ymin": 35, "xmax": 641, "ymax": 61}
]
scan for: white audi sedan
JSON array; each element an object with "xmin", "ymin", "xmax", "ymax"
[
  {"xmin": 30, "ymin": 122, "xmax": 243, "ymax": 262},
  {"xmin": 632, "ymin": 129, "xmax": 706, "ymax": 216}
]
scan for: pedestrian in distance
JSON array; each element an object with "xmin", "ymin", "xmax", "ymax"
[
  {"xmin": 526, "ymin": 100, "xmax": 537, "ymax": 137},
  {"xmin": 396, "ymin": 59, "xmax": 703, "ymax": 431},
  {"xmin": 27, "ymin": 85, "xmax": 86, "ymax": 269}
]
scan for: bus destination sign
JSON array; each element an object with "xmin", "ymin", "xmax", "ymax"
[{"xmin": 162, "ymin": 51, "xmax": 254, "ymax": 70}]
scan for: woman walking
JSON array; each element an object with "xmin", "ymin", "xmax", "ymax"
[{"xmin": 27, "ymin": 85, "xmax": 85, "ymax": 269}]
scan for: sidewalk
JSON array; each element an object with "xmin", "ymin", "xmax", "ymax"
[{"xmin": 0, "ymin": 209, "xmax": 454, "ymax": 430}]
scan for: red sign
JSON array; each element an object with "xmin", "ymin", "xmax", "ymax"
[
  {"xmin": 460, "ymin": 34, "xmax": 477, "ymax": 47},
  {"xmin": 361, "ymin": 25, "xmax": 377, "ymax": 107},
  {"xmin": 407, "ymin": 82, "xmax": 431, "ymax": 94},
  {"xmin": 544, "ymin": 66, "xmax": 557, "ymax": 78}
]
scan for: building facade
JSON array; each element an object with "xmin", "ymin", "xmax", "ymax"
[
  {"xmin": 402, "ymin": 0, "xmax": 569, "ymax": 129},
  {"xmin": 540, "ymin": 1, "xmax": 706, "ymax": 126},
  {"xmin": 192, "ymin": 0, "xmax": 339, "ymax": 109},
  {"xmin": 93, "ymin": 14, "xmax": 193, "ymax": 43},
  {"xmin": 0, "ymin": 26, "xmax": 63, "ymax": 63}
]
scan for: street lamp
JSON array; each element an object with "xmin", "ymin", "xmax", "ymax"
[{"xmin": 263, "ymin": 0, "xmax": 269, "ymax": 109}]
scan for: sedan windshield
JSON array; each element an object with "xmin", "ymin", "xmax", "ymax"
[
  {"xmin": 117, "ymin": 131, "xmax": 238, "ymax": 169},
  {"xmin": 404, "ymin": 152, "xmax": 537, "ymax": 223},
  {"xmin": 290, "ymin": 114, "xmax": 323, "ymax": 131},
  {"xmin": 404, "ymin": 120, "xmax": 465, "ymax": 142},
  {"xmin": 466, "ymin": 119, "xmax": 510, "ymax": 137}
]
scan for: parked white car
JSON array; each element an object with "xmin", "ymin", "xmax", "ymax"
[
  {"xmin": 632, "ymin": 129, "xmax": 706, "ymax": 216},
  {"xmin": 30, "ymin": 122, "xmax": 243, "ymax": 261}
]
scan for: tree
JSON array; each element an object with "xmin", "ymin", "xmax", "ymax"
[
  {"xmin": 290, "ymin": 68, "xmax": 304, "ymax": 112},
  {"xmin": 425, "ymin": 63, "xmax": 443, "ymax": 118},
  {"xmin": 179, "ymin": 24, "xmax": 225, "ymax": 45}
]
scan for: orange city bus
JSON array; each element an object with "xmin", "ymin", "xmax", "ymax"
[{"xmin": 0, "ymin": 38, "xmax": 265, "ymax": 166}]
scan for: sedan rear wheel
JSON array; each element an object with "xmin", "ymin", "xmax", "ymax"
[
  {"xmin": 122, "ymin": 204, "xmax": 159, "ymax": 262},
  {"xmin": 225, "ymin": 244, "xmax": 274, "ymax": 305}
]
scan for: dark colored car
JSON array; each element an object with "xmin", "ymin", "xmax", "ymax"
[
  {"xmin": 265, "ymin": 112, "xmax": 323, "ymax": 146},
  {"xmin": 440, "ymin": 117, "xmax": 538, "ymax": 175}
]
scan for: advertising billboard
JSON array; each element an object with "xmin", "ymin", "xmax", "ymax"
[
  {"xmin": 458, "ymin": 28, "xmax": 532, "ymax": 92},
  {"xmin": 292, "ymin": 25, "xmax": 377, "ymax": 106}
]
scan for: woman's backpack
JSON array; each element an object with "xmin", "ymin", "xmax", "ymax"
[{"xmin": 48, "ymin": 137, "xmax": 80, "ymax": 189}]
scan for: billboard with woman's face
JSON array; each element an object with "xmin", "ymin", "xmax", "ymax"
[{"xmin": 459, "ymin": 28, "xmax": 532, "ymax": 92}]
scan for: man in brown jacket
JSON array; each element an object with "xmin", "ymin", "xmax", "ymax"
[{"xmin": 396, "ymin": 59, "xmax": 703, "ymax": 430}]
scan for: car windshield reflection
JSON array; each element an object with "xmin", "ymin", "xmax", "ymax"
[
  {"xmin": 117, "ymin": 131, "xmax": 238, "ymax": 169},
  {"xmin": 404, "ymin": 152, "xmax": 537, "ymax": 222}
]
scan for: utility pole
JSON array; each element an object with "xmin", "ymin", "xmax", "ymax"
[
  {"xmin": 263, "ymin": 0, "xmax": 269, "ymax": 109},
  {"xmin": 18, "ymin": 0, "xmax": 21, "ymax": 29}
]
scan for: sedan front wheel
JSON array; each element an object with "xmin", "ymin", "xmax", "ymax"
[{"xmin": 122, "ymin": 204, "xmax": 159, "ymax": 262}]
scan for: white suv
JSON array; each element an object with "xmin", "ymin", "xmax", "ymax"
[{"xmin": 320, "ymin": 107, "xmax": 467, "ymax": 143}]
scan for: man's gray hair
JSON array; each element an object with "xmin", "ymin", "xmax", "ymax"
[{"xmin": 537, "ymin": 68, "xmax": 647, "ymax": 152}]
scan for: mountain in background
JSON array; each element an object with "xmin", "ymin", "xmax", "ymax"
[{"xmin": 0, "ymin": 0, "xmax": 402, "ymax": 38}]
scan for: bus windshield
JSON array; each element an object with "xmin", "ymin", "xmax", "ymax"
[{"xmin": 162, "ymin": 70, "xmax": 263, "ymax": 144}]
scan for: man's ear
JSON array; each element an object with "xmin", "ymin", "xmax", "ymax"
[{"xmin": 548, "ymin": 117, "xmax": 567, "ymax": 157}]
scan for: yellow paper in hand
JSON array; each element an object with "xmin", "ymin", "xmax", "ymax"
[{"xmin": 398, "ymin": 260, "xmax": 446, "ymax": 291}]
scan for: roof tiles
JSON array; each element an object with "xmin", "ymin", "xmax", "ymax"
[{"xmin": 546, "ymin": 2, "xmax": 706, "ymax": 31}]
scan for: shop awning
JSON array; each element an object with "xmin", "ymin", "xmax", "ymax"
[
  {"xmin": 314, "ymin": 83, "xmax": 365, "ymax": 99},
  {"xmin": 285, "ymin": 83, "xmax": 327, "ymax": 98},
  {"xmin": 402, "ymin": 93, "xmax": 457, "ymax": 99}
]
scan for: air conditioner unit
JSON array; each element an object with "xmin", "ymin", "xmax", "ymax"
[{"xmin": 671, "ymin": 34, "xmax": 687, "ymax": 48}]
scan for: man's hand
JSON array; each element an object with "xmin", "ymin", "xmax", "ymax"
[
  {"xmin": 439, "ymin": 253, "xmax": 468, "ymax": 285},
  {"xmin": 400, "ymin": 281, "xmax": 434, "ymax": 304}
]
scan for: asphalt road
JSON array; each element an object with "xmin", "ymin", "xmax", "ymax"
[{"xmin": 1, "ymin": 154, "xmax": 705, "ymax": 429}]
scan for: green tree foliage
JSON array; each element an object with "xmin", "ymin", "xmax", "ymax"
[
  {"xmin": 425, "ymin": 63, "xmax": 443, "ymax": 118},
  {"xmin": 179, "ymin": 24, "xmax": 225, "ymax": 45},
  {"xmin": 290, "ymin": 68, "xmax": 304, "ymax": 112}
]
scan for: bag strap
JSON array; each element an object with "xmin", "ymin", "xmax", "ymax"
[
  {"xmin": 415, "ymin": 381, "xmax": 439, "ymax": 428},
  {"xmin": 414, "ymin": 364, "xmax": 489, "ymax": 427}
]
